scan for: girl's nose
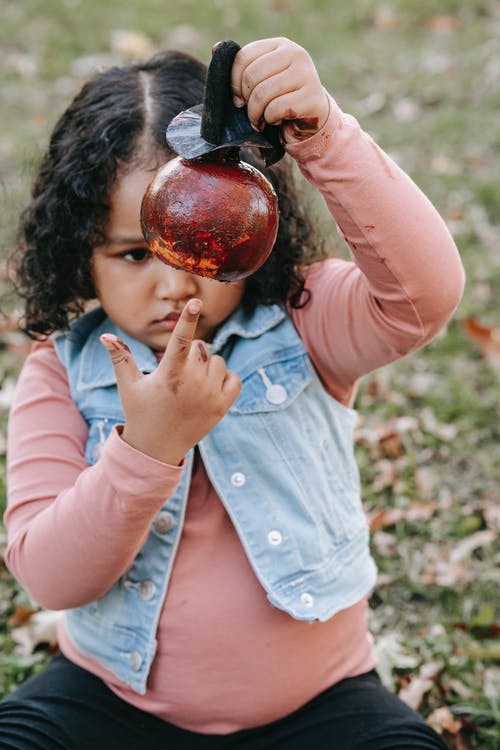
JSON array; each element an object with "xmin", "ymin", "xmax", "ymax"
[{"xmin": 152, "ymin": 256, "xmax": 198, "ymax": 299}]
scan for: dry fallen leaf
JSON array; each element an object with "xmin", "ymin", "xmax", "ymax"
[
  {"xmin": 447, "ymin": 678, "xmax": 474, "ymax": 700},
  {"xmin": 109, "ymin": 29, "xmax": 156, "ymax": 59},
  {"xmin": 414, "ymin": 467, "xmax": 437, "ymax": 497},
  {"xmin": 420, "ymin": 529, "xmax": 496, "ymax": 586},
  {"xmin": 368, "ymin": 499, "xmax": 436, "ymax": 532},
  {"xmin": 163, "ymin": 24, "xmax": 206, "ymax": 51},
  {"xmin": 479, "ymin": 494, "xmax": 500, "ymax": 532},
  {"xmin": 5, "ymin": 52, "xmax": 39, "ymax": 78},
  {"xmin": 450, "ymin": 529, "xmax": 496, "ymax": 564},
  {"xmin": 392, "ymin": 97, "xmax": 422, "ymax": 123},
  {"xmin": 356, "ymin": 416, "xmax": 419, "ymax": 460},
  {"xmin": 461, "ymin": 317, "xmax": 500, "ymax": 373},
  {"xmin": 11, "ymin": 610, "xmax": 61, "ymax": 656},
  {"xmin": 371, "ymin": 458, "xmax": 398, "ymax": 492},
  {"xmin": 398, "ymin": 661, "xmax": 443, "ymax": 709},
  {"xmin": 427, "ymin": 705, "xmax": 462, "ymax": 735},
  {"xmin": 372, "ymin": 530, "xmax": 398, "ymax": 557},
  {"xmin": 373, "ymin": 632, "xmax": 420, "ymax": 689},
  {"xmin": 419, "ymin": 407, "xmax": 457, "ymax": 441},
  {"xmin": 8, "ymin": 604, "xmax": 38, "ymax": 628},
  {"xmin": 430, "ymin": 154, "xmax": 462, "ymax": 176},
  {"xmin": 271, "ymin": 0, "xmax": 290, "ymax": 11},
  {"xmin": 425, "ymin": 15, "xmax": 460, "ymax": 34}
]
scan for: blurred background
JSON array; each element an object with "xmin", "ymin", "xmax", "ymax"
[{"xmin": 1, "ymin": 1, "xmax": 499, "ymax": 747}]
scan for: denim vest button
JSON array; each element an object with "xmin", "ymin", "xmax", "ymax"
[
  {"xmin": 231, "ymin": 472, "xmax": 246, "ymax": 487},
  {"xmin": 301, "ymin": 592, "xmax": 314, "ymax": 608},
  {"xmin": 265, "ymin": 384, "xmax": 288, "ymax": 405},
  {"xmin": 138, "ymin": 580, "xmax": 156, "ymax": 601},
  {"xmin": 154, "ymin": 511, "xmax": 174, "ymax": 533},
  {"xmin": 129, "ymin": 650, "xmax": 143, "ymax": 671},
  {"xmin": 268, "ymin": 530, "xmax": 283, "ymax": 546}
]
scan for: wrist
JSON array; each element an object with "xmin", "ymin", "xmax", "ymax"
[{"xmin": 121, "ymin": 426, "xmax": 185, "ymax": 467}]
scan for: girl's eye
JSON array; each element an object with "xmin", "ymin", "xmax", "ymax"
[{"xmin": 121, "ymin": 248, "xmax": 151, "ymax": 263}]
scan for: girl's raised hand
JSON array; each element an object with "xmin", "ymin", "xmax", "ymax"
[
  {"xmin": 230, "ymin": 37, "xmax": 329, "ymax": 143},
  {"xmin": 100, "ymin": 299, "xmax": 241, "ymax": 465}
]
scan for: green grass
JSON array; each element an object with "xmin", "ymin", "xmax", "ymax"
[{"xmin": 1, "ymin": 1, "xmax": 499, "ymax": 746}]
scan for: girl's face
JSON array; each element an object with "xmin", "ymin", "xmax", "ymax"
[{"xmin": 91, "ymin": 166, "xmax": 245, "ymax": 352}]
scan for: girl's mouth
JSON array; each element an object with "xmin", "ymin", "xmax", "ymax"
[{"xmin": 158, "ymin": 313, "xmax": 179, "ymax": 332}]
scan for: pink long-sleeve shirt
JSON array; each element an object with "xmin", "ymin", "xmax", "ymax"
[{"xmin": 5, "ymin": 96, "xmax": 465, "ymax": 733}]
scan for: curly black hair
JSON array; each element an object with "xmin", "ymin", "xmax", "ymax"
[{"xmin": 10, "ymin": 48, "xmax": 324, "ymax": 338}]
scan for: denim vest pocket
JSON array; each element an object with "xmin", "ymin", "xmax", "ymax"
[{"xmin": 230, "ymin": 349, "xmax": 312, "ymax": 414}]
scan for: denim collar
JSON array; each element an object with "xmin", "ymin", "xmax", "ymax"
[
  {"xmin": 59, "ymin": 303, "xmax": 286, "ymax": 391},
  {"xmin": 209, "ymin": 303, "xmax": 286, "ymax": 353}
]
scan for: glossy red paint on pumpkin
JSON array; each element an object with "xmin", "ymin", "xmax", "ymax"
[{"xmin": 140, "ymin": 153, "xmax": 279, "ymax": 282}]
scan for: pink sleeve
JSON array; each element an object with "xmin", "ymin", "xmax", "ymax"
[
  {"xmin": 286, "ymin": 95, "xmax": 465, "ymax": 404},
  {"xmin": 4, "ymin": 339, "xmax": 184, "ymax": 610}
]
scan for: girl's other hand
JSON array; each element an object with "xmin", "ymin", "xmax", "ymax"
[
  {"xmin": 100, "ymin": 300, "xmax": 241, "ymax": 465},
  {"xmin": 230, "ymin": 37, "xmax": 329, "ymax": 143}
]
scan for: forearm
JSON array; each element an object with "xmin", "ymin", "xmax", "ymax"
[
  {"xmin": 287, "ymin": 94, "xmax": 465, "ymax": 345},
  {"xmin": 5, "ymin": 343, "xmax": 183, "ymax": 609}
]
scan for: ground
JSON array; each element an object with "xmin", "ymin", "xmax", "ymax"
[{"xmin": 0, "ymin": 1, "xmax": 499, "ymax": 747}]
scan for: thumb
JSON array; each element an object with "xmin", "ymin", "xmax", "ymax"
[{"xmin": 100, "ymin": 334, "xmax": 142, "ymax": 386}]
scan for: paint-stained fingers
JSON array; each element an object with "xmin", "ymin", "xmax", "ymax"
[
  {"xmin": 196, "ymin": 340, "xmax": 209, "ymax": 364},
  {"xmin": 231, "ymin": 37, "xmax": 328, "ymax": 137},
  {"xmin": 191, "ymin": 348, "xmax": 225, "ymax": 381},
  {"xmin": 185, "ymin": 340, "xmax": 211, "ymax": 371},
  {"xmin": 100, "ymin": 334, "xmax": 142, "ymax": 383},
  {"xmin": 163, "ymin": 299, "xmax": 202, "ymax": 365}
]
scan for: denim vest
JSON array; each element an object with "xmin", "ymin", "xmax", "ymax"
[{"xmin": 54, "ymin": 304, "xmax": 377, "ymax": 694}]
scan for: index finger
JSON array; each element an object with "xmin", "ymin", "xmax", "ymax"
[
  {"xmin": 231, "ymin": 38, "xmax": 283, "ymax": 104},
  {"xmin": 164, "ymin": 298, "xmax": 202, "ymax": 363}
]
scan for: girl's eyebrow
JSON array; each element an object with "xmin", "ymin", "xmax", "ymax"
[{"xmin": 105, "ymin": 235, "xmax": 147, "ymax": 246}]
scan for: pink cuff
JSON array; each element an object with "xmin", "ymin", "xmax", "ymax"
[{"xmin": 100, "ymin": 426, "xmax": 185, "ymax": 502}]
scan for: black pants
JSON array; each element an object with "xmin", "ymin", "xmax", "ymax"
[{"xmin": 0, "ymin": 653, "xmax": 448, "ymax": 749}]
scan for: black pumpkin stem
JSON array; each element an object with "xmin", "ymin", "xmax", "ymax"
[
  {"xmin": 200, "ymin": 40, "xmax": 241, "ymax": 146},
  {"xmin": 166, "ymin": 40, "xmax": 285, "ymax": 166},
  {"xmin": 200, "ymin": 40, "xmax": 284, "ymax": 166}
]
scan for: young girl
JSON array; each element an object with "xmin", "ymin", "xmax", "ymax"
[{"xmin": 1, "ymin": 37, "xmax": 464, "ymax": 749}]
